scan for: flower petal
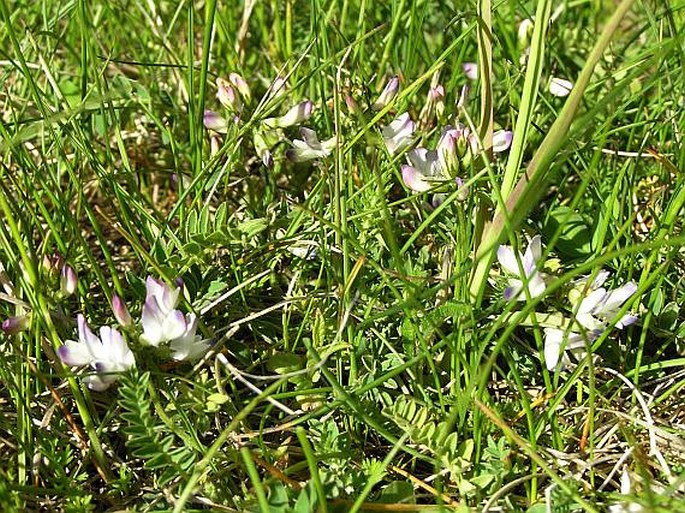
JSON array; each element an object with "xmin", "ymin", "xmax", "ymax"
[
  {"xmin": 402, "ymin": 165, "xmax": 431, "ymax": 192},
  {"xmin": 496, "ymin": 245, "xmax": 520, "ymax": 275},
  {"xmin": 492, "ymin": 130, "xmax": 513, "ymax": 153},
  {"xmin": 58, "ymin": 340, "xmax": 94, "ymax": 366},
  {"xmin": 549, "ymin": 77, "xmax": 573, "ymax": 97}
]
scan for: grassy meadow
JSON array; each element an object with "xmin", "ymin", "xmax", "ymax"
[{"xmin": 1, "ymin": 0, "xmax": 685, "ymax": 511}]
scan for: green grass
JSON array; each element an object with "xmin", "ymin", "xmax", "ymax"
[{"xmin": 1, "ymin": 0, "xmax": 685, "ymax": 511}]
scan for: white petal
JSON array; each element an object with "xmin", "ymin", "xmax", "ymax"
[
  {"xmin": 525, "ymin": 235, "xmax": 542, "ymax": 270},
  {"xmin": 578, "ymin": 288, "xmax": 607, "ymax": 314},
  {"xmin": 549, "ymin": 77, "xmax": 573, "ymax": 97},
  {"xmin": 58, "ymin": 340, "xmax": 95, "ymax": 366},
  {"xmin": 601, "ymin": 282, "xmax": 638, "ymax": 314},
  {"xmin": 543, "ymin": 329, "xmax": 564, "ymax": 370},
  {"xmin": 497, "ymin": 245, "xmax": 521, "ymax": 275},
  {"xmin": 492, "ymin": 130, "xmax": 513, "ymax": 152}
]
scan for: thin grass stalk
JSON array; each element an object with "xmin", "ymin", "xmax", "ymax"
[
  {"xmin": 469, "ymin": 0, "xmax": 638, "ymax": 305},
  {"xmin": 499, "ymin": 0, "xmax": 553, "ymax": 201}
]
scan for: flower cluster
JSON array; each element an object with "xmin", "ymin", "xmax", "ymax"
[
  {"xmin": 496, "ymin": 236, "xmax": 639, "ymax": 371},
  {"xmin": 56, "ymin": 276, "xmax": 208, "ymax": 390}
]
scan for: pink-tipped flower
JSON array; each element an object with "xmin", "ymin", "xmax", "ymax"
[
  {"xmin": 267, "ymin": 76, "xmax": 287, "ymax": 100},
  {"xmin": 60, "ymin": 265, "xmax": 77, "ymax": 296},
  {"xmin": 286, "ymin": 127, "xmax": 337, "ymax": 162},
  {"xmin": 216, "ymin": 77, "xmax": 242, "ymax": 111},
  {"xmin": 463, "ymin": 62, "xmax": 478, "ymax": 81},
  {"xmin": 112, "ymin": 294, "xmax": 132, "ymax": 328},
  {"xmin": 401, "ymin": 148, "xmax": 439, "ymax": 192},
  {"xmin": 382, "ymin": 112, "xmax": 415, "ymax": 156},
  {"xmin": 549, "ymin": 77, "xmax": 573, "ymax": 97},
  {"xmin": 204, "ymin": 110, "xmax": 228, "ymax": 134},
  {"xmin": 437, "ymin": 126, "xmax": 464, "ymax": 177},
  {"xmin": 140, "ymin": 276, "xmax": 186, "ymax": 347},
  {"xmin": 265, "ymin": 100, "xmax": 313, "ymax": 128},
  {"xmin": 228, "ymin": 72, "xmax": 251, "ymax": 99},
  {"xmin": 372, "ymin": 76, "xmax": 399, "ymax": 110},
  {"xmin": 57, "ymin": 314, "xmax": 135, "ymax": 391},
  {"xmin": 2, "ymin": 315, "xmax": 29, "ymax": 335}
]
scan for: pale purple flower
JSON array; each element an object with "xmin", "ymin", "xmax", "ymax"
[
  {"xmin": 401, "ymin": 148, "xmax": 440, "ymax": 192},
  {"xmin": 140, "ymin": 276, "xmax": 186, "ymax": 347},
  {"xmin": 168, "ymin": 313, "xmax": 208, "ymax": 361},
  {"xmin": 265, "ymin": 100, "xmax": 313, "ymax": 128},
  {"xmin": 382, "ymin": 112, "xmax": 415, "ymax": 156},
  {"xmin": 575, "ymin": 281, "xmax": 639, "ymax": 332},
  {"xmin": 549, "ymin": 77, "xmax": 573, "ymax": 97},
  {"xmin": 286, "ymin": 128, "xmax": 337, "ymax": 162},
  {"xmin": 60, "ymin": 265, "xmax": 77, "ymax": 296},
  {"xmin": 372, "ymin": 76, "xmax": 399, "ymax": 110},
  {"xmin": 217, "ymin": 77, "xmax": 242, "ymax": 111},
  {"xmin": 497, "ymin": 235, "xmax": 546, "ymax": 301},
  {"xmin": 204, "ymin": 110, "xmax": 228, "ymax": 134},
  {"xmin": 463, "ymin": 62, "xmax": 478, "ymax": 80},
  {"xmin": 112, "ymin": 294, "xmax": 132, "ymax": 328},
  {"xmin": 58, "ymin": 314, "xmax": 135, "ymax": 391}
]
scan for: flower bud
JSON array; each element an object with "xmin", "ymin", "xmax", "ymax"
[
  {"xmin": 265, "ymin": 100, "xmax": 313, "ymax": 128},
  {"xmin": 518, "ymin": 18, "xmax": 534, "ymax": 48},
  {"xmin": 344, "ymin": 94, "xmax": 361, "ymax": 116},
  {"xmin": 60, "ymin": 265, "xmax": 77, "ymax": 296},
  {"xmin": 228, "ymin": 72, "xmax": 251, "ymax": 99},
  {"xmin": 216, "ymin": 77, "xmax": 242, "ymax": 111},
  {"xmin": 437, "ymin": 127, "xmax": 460, "ymax": 177},
  {"xmin": 2, "ymin": 315, "xmax": 29, "ymax": 335},
  {"xmin": 372, "ymin": 76, "xmax": 399, "ymax": 111},
  {"xmin": 112, "ymin": 294, "xmax": 132, "ymax": 327}
]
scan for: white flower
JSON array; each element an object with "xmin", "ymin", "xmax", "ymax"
[
  {"xmin": 549, "ymin": 77, "xmax": 573, "ymax": 97},
  {"xmin": 264, "ymin": 100, "xmax": 313, "ymax": 128},
  {"xmin": 382, "ymin": 112, "xmax": 415, "ymax": 156},
  {"xmin": 140, "ymin": 276, "xmax": 187, "ymax": 347},
  {"xmin": 401, "ymin": 148, "xmax": 440, "ymax": 192},
  {"xmin": 496, "ymin": 235, "xmax": 546, "ymax": 301},
  {"xmin": 543, "ymin": 327, "xmax": 596, "ymax": 371},
  {"xmin": 286, "ymin": 127, "xmax": 337, "ymax": 162},
  {"xmin": 58, "ymin": 314, "xmax": 135, "ymax": 390},
  {"xmin": 492, "ymin": 130, "xmax": 513, "ymax": 153},
  {"xmin": 168, "ymin": 313, "xmax": 208, "ymax": 361},
  {"xmin": 575, "ymin": 281, "xmax": 638, "ymax": 332}
]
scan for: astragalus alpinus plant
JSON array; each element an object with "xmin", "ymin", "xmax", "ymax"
[{"xmin": 1, "ymin": 0, "xmax": 684, "ymax": 511}]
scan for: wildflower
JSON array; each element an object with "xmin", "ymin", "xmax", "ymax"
[
  {"xmin": 264, "ymin": 100, "xmax": 313, "ymax": 128},
  {"xmin": 401, "ymin": 148, "xmax": 440, "ymax": 192},
  {"xmin": 2, "ymin": 315, "xmax": 29, "ymax": 334},
  {"xmin": 267, "ymin": 76, "xmax": 287, "ymax": 101},
  {"xmin": 58, "ymin": 314, "xmax": 135, "ymax": 391},
  {"xmin": 430, "ymin": 84, "xmax": 446, "ymax": 120},
  {"xmin": 140, "ymin": 276, "xmax": 187, "ymax": 347},
  {"xmin": 497, "ymin": 235, "xmax": 546, "ymax": 301},
  {"xmin": 228, "ymin": 72, "xmax": 251, "ymax": 99},
  {"xmin": 608, "ymin": 468, "xmax": 644, "ymax": 513},
  {"xmin": 217, "ymin": 77, "xmax": 242, "ymax": 111},
  {"xmin": 549, "ymin": 77, "xmax": 573, "ymax": 97},
  {"xmin": 437, "ymin": 126, "xmax": 464, "ymax": 176},
  {"xmin": 168, "ymin": 313, "xmax": 208, "ymax": 361},
  {"xmin": 344, "ymin": 94, "xmax": 361, "ymax": 116},
  {"xmin": 543, "ymin": 327, "xmax": 596, "ymax": 371},
  {"xmin": 60, "ymin": 265, "xmax": 77, "ymax": 296},
  {"xmin": 286, "ymin": 127, "xmax": 337, "ymax": 162},
  {"xmin": 575, "ymin": 281, "xmax": 639, "ymax": 332},
  {"xmin": 204, "ymin": 110, "xmax": 228, "ymax": 134},
  {"xmin": 492, "ymin": 130, "xmax": 513, "ymax": 153},
  {"xmin": 112, "ymin": 294, "xmax": 132, "ymax": 328},
  {"xmin": 372, "ymin": 76, "xmax": 399, "ymax": 110},
  {"xmin": 463, "ymin": 62, "xmax": 478, "ymax": 81},
  {"xmin": 382, "ymin": 112, "xmax": 415, "ymax": 156}
]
